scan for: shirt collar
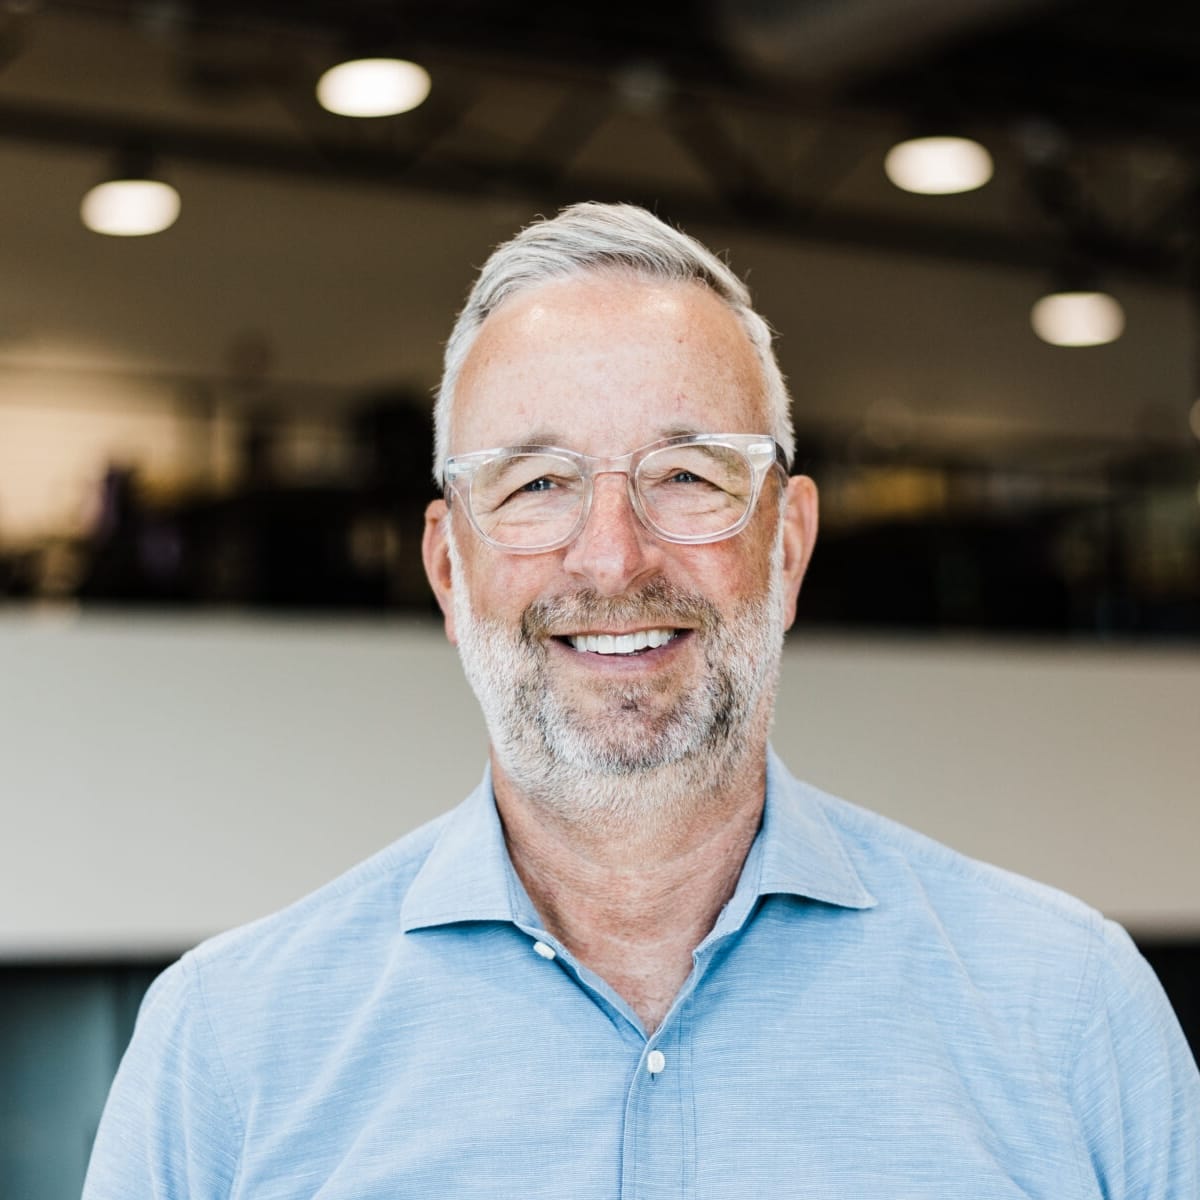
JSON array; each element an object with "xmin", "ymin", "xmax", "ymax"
[
  {"xmin": 400, "ymin": 763, "xmax": 532, "ymax": 933},
  {"xmin": 400, "ymin": 749, "xmax": 875, "ymax": 934},
  {"xmin": 756, "ymin": 747, "xmax": 877, "ymax": 909}
]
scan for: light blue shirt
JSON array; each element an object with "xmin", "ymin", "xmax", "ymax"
[{"xmin": 84, "ymin": 752, "xmax": 1199, "ymax": 1199}]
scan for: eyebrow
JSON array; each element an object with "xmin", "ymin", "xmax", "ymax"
[
  {"xmin": 508, "ymin": 425, "xmax": 707, "ymax": 450},
  {"xmin": 514, "ymin": 430, "xmax": 570, "ymax": 449},
  {"xmin": 658, "ymin": 424, "xmax": 705, "ymax": 441}
]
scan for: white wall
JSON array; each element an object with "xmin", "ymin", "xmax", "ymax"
[{"xmin": 0, "ymin": 611, "xmax": 1196, "ymax": 958}]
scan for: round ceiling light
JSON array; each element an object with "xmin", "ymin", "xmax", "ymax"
[
  {"xmin": 316, "ymin": 58, "xmax": 431, "ymax": 118},
  {"xmin": 80, "ymin": 179, "xmax": 180, "ymax": 237},
  {"xmin": 884, "ymin": 136, "xmax": 994, "ymax": 195},
  {"xmin": 1187, "ymin": 397, "xmax": 1200, "ymax": 441},
  {"xmin": 1030, "ymin": 291, "xmax": 1125, "ymax": 347}
]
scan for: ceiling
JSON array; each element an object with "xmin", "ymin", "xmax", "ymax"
[
  {"xmin": 3, "ymin": 0, "xmax": 1199, "ymax": 274},
  {"xmin": 1, "ymin": 0, "xmax": 1199, "ymax": 460}
]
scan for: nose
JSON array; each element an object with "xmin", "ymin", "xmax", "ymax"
[{"xmin": 560, "ymin": 471, "xmax": 660, "ymax": 595}]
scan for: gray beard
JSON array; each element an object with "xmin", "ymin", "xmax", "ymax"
[{"xmin": 448, "ymin": 530, "xmax": 787, "ymax": 831}]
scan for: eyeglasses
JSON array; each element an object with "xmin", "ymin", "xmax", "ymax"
[{"xmin": 443, "ymin": 433, "xmax": 789, "ymax": 553}]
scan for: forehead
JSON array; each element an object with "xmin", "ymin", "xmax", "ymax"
[{"xmin": 452, "ymin": 272, "xmax": 769, "ymax": 454}]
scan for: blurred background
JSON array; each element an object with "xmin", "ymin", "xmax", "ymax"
[{"xmin": 0, "ymin": 0, "xmax": 1197, "ymax": 1194}]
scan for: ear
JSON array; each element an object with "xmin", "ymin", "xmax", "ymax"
[
  {"xmin": 779, "ymin": 474, "xmax": 819, "ymax": 630},
  {"xmin": 421, "ymin": 498, "xmax": 458, "ymax": 645}
]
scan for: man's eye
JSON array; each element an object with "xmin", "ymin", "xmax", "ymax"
[
  {"xmin": 499, "ymin": 476, "xmax": 560, "ymax": 504},
  {"xmin": 657, "ymin": 469, "xmax": 723, "ymax": 488}
]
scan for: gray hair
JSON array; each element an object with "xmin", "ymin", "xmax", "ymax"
[{"xmin": 433, "ymin": 202, "xmax": 794, "ymax": 483}]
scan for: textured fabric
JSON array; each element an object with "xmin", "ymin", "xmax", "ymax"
[{"xmin": 84, "ymin": 751, "xmax": 1200, "ymax": 1199}]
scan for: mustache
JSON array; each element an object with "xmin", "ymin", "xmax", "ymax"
[{"xmin": 521, "ymin": 578, "xmax": 720, "ymax": 642}]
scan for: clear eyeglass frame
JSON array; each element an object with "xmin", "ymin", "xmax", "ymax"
[{"xmin": 442, "ymin": 432, "xmax": 790, "ymax": 554}]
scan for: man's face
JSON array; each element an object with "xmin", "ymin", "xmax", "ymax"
[{"xmin": 424, "ymin": 272, "xmax": 816, "ymax": 815}]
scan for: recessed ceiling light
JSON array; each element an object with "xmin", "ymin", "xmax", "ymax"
[
  {"xmin": 1187, "ymin": 397, "xmax": 1200, "ymax": 441},
  {"xmin": 884, "ymin": 135, "xmax": 993, "ymax": 195},
  {"xmin": 1030, "ymin": 290, "xmax": 1125, "ymax": 347},
  {"xmin": 80, "ymin": 178, "xmax": 180, "ymax": 237},
  {"xmin": 316, "ymin": 58, "xmax": 431, "ymax": 118}
]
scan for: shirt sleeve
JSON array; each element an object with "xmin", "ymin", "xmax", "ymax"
[
  {"xmin": 1070, "ymin": 920, "xmax": 1200, "ymax": 1200},
  {"xmin": 82, "ymin": 954, "xmax": 243, "ymax": 1200}
]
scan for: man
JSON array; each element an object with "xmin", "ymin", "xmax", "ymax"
[{"xmin": 85, "ymin": 203, "xmax": 1198, "ymax": 1198}]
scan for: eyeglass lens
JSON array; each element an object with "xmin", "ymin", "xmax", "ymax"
[{"xmin": 467, "ymin": 443, "xmax": 756, "ymax": 548}]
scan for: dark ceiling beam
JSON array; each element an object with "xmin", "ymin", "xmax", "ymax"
[
  {"xmin": 54, "ymin": 0, "xmax": 1200, "ymax": 154},
  {"xmin": 0, "ymin": 97, "xmax": 1186, "ymax": 284},
  {"xmin": 713, "ymin": 0, "xmax": 1068, "ymax": 86},
  {"xmin": 504, "ymin": 88, "xmax": 613, "ymax": 191},
  {"xmin": 39, "ymin": 1, "xmax": 1200, "ymax": 160},
  {"xmin": 663, "ymin": 96, "xmax": 779, "ymax": 214}
]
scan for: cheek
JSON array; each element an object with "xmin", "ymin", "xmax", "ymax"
[
  {"xmin": 706, "ymin": 516, "xmax": 781, "ymax": 601},
  {"xmin": 462, "ymin": 551, "xmax": 562, "ymax": 621}
]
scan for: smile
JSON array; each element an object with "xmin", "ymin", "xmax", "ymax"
[{"xmin": 565, "ymin": 628, "xmax": 678, "ymax": 656}]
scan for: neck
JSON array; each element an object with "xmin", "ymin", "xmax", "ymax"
[{"xmin": 492, "ymin": 744, "xmax": 768, "ymax": 1032}]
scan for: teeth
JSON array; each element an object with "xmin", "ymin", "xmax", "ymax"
[{"xmin": 568, "ymin": 628, "xmax": 676, "ymax": 655}]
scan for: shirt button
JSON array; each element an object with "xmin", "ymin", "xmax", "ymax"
[
  {"xmin": 532, "ymin": 940, "xmax": 556, "ymax": 960},
  {"xmin": 646, "ymin": 1050, "xmax": 666, "ymax": 1075}
]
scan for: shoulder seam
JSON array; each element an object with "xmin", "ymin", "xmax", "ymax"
[
  {"xmin": 815, "ymin": 790, "xmax": 1103, "ymax": 937},
  {"xmin": 1061, "ymin": 919, "xmax": 1103, "ymax": 1086},
  {"xmin": 1060, "ymin": 922, "xmax": 1112, "ymax": 1197},
  {"xmin": 184, "ymin": 952, "xmax": 250, "ymax": 1192}
]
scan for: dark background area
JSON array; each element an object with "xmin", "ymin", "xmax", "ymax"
[{"xmin": 0, "ymin": 0, "xmax": 1198, "ymax": 637}]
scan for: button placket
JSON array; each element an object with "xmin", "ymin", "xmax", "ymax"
[{"xmin": 621, "ymin": 1020, "xmax": 690, "ymax": 1198}]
